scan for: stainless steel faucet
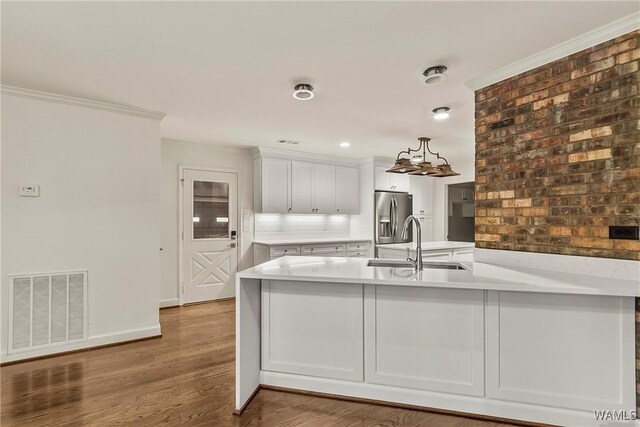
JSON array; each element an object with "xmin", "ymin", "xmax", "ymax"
[{"xmin": 401, "ymin": 215, "xmax": 423, "ymax": 271}]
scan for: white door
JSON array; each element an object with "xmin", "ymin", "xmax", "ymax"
[
  {"xmin": 182, "ymin": 169, "xmax": 238, "ymax": 304},
  {"xmin": 313, "ymin": 164, "xmax": 336, "ymax": 213}
]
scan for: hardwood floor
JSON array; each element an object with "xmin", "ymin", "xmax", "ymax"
[{"xmin": 1, "ymin": 300, "xmax": 520, "ymax": 426}]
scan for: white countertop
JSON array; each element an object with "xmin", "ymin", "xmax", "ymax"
[
  {"xmin": 253, "ymin": 238, "xmax": 372, "ymax": 246},
  {"xmin": 237, "ymin": 256, "xmax": 640, "ymax": 297},
  {"xmin": 378, "ymin": 241, "xmax": 474, "ymax": 251}
]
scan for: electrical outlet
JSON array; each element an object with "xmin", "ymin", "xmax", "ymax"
[{"xmin": 18, "ymin": 184, "xmax": 40, "ymax": 197}]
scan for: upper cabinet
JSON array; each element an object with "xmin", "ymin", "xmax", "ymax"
[
  {"xmin": 254, "ymin": 148, "xmax": 360, "ymax": 214},
  {"xmin": 291, "ymin": 161, "xmax": 314, "ymax": 213},
  {"xmin": 313, "ymin": 164, "xmax": 337, "ymax": 214},
  {"xmin": 374, "ymin": 166, "xmax": 409, "ymax": 192},
  {"xmin": 335, "ymin": 166, "xmax": 360, "ymax": 214},
  {"xmin": 255, "ymin": 157, "xmax": 291, "ymax": 213}
]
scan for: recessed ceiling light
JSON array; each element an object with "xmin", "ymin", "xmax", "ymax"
[
  {"xmin": 293, "ymin": 84, "xmax": 314, "ymax": 101},
  {"xmin": 339, "ymin": 142, "xmax": 351, "ymax": 148},
  {"xmin": 432, "ymin": 106, "xmax": 451, "ymax": 120},
  {"xmin": 423, "ymin": 65, "xmax": 448, "ymax": 85}
]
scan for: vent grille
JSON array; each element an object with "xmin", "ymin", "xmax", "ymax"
[{"xmin": 10, "ymin": 271, "xmax": 87, "ymax": 353}]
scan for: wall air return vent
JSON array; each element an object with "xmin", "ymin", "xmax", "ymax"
[{"xmin": 9, "ymin": 271, "xmax": 88, "ymax": 353}]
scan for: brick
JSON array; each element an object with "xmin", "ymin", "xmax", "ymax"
[
  {"xmin": 514, "ymin": 198, "xmax": 532, "ymax": 207},
  {"xmin": 571, "ymin": 56, "xmax": 615, "ymax": 79},
  {"xmin": 567, "ymin": 148, "xmax": 612, "ymax": 163},
  {"xmin": 569, "ymin": 126, "xmax": 613, "ymax": 142},
  {"xmin": 474, "ymin": 29, "xmax": 639, "ymax": 272}
]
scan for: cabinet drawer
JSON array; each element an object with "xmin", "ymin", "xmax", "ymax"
[
  {"xmin": 347, "ymin": 242, "xmax": 370, "ymax": 252},
  {"xmin": 301, "ymin": 244, "xmax": 346, "ymax": 256},
  {"xmin": 269, "ymin": 245, "xmax": 301, "ymax": 257},
  {"xmin": 347, "ymin": 251, "xmax": 368, "ymax": 258}
]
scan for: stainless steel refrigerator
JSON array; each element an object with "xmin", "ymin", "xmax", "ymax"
[{"xmin": 374, "ymin": 191, "xmax": 413, "ymax": 256}]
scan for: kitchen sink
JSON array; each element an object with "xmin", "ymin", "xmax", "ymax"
[
  {"xmin": 367, "ymin": 259, "xmax": 468, "ymax": 270},
  {"xmin": 366, "ymin": 259, "xmax": 415, "ymax": 268}
]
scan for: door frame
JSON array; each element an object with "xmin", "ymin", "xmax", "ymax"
[
  {"xmin": 178, "ymin": 165, "xmax": 241, "ymax": 305},
  {"xmin": 441, "ymin": 177, "xmax": 475, "ymax": 241}
]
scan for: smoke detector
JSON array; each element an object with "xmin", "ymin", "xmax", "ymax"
[
  {"xmin": 292, "ymin": 84, "xmax": 315, "ymax": 101},
  {"xmin": 423, "ymin": 65, "xmax": 448, "ymax": 85}
]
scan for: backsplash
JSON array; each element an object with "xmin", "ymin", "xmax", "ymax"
[{"xmin": 254, "ymin": 214, "xmax": 350, "ymax": 241}]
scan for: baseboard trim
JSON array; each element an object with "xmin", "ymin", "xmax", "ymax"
[
  {"xmin": 233, "ymin": 385, "xmax": 261, "ymax": 415},
  {"xmin": 159, "ymin": 298, "xmax": 180, "ymax": 308},
  {"xmin": 260, "ymin": 371, "xmax": 597, "ymax": 426},
  {"xmin": 260, "ymin": 385, "xmax": 546, "ymax": 427},
  {"xmin": 0, "ymin": 325, "xmax": 162, "ymax": 365}
]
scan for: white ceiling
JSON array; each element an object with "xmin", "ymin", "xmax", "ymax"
[{"xmin": 2, "ymin": 2, "xmax": 637, "ymax": 163}]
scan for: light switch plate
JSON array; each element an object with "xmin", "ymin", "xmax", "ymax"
[{"xmin": 19, "ymin": 184, "xmax": 40, "ymax": 197}]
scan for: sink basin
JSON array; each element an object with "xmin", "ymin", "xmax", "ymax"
[
  {"xmin": 366, "ymin": 259, "xmax": 415, "ymax": 268},
  {"xmin": 367, "ymin": 259, "xmax": 468, "ymax": 270}
]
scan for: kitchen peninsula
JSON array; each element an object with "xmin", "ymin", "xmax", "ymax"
[{"xmin": 236, "ymin": 251, "xmax": 639, "ymax": 426}]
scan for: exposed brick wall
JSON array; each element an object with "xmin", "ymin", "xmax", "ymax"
[
  {"xmin": 474, "ymin": 30, "xmax": 639, "ymax": 260},
  {"xmin": 474, "ymin": 30, "xmax": 640, "ymax": 413}
]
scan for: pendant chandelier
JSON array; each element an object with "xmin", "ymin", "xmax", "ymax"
[{"xmin": 386, "ymin": 137, "xmax": 459, "ymax": 177}]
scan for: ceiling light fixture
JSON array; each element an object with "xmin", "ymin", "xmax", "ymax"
[
  {"xmin": 386, "ymin": 137, "xmax": 459, "ymax": 178},
  {"xmin": 423, "ymin": 65, "xmax": 448, "ymax": 85},
  {"xmin": 339, "ymin": 142, "xmax": 351, "ymax": 148},
  {"xmin": 293, "ymin": 84, "xmax": 314, "ymax": 101},
  {"xmin": 432, "ymin": 106, "xmax": 451, "ymax": 120}
]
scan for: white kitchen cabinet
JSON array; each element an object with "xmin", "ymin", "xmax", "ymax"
[
  {"xmin": 375, "ymin": 166, "xmax": 409, "ymax": 192},
  {"xmin": 291, "ymin": 161, "xmax": 314, "ymax": 213},
  {"xmin": 410, "ymin": 175, "xmax": 434, "ymax": 215},
  {"xmin": 313, "ymin": 163, "xmax": 336, "ymax": 213},
  {"xmin": 301, "ymin": 243, "xmax": 346, "ymax": 256},
  {"xmin": 335, "ymin": 166, "xmax": 360, "ymax": 214},
  {"xmin": 257, "ymin": 158, "xmax": 291, "ymax": 213},
  {"xmin": 262, "ymin": 280, "xmax": 364, "ymax": 381},
  {"xmin": 254, "ymin": 148, "xmax": 361, "ymax": 214},
  {"xmin": 365, "ymin": 285, "xmax": 485, "ymax": 396},
  {"xmin": 486, "ymin": 291, "xmax": 635, "ymax": 411},
  {"xmin": 253, "ymin": 241, "xmax": 371, "ymax": 265}
]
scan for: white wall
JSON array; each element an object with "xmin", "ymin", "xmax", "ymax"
[
  {"xmin": 160, "ymin": 139, "xmax": 254, "ymax": 307},
  {"xmin": 349, "ymin": 162, "xmax": 374, "ymax": 240},
  {"xmin": 432, "ymin": 159, "xmax": 475, "ymax": 241},
  {"xmin": 1, "ymin": 92, "xmax": 162, "ymax": 361}
]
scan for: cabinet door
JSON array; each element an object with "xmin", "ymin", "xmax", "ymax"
[
  {"xmin": 291, "ymin": 161, "xmax": 314, "ymax": 213},
  {"xmin": 410, "ymin": 176, "xmax": 434, "ymax": 215},
  {"xmin": 313, "ymin": 164, "xmax": 336, "ymax": 214},
  {"xmin": 374, "ymin": 166, "xmax": 391, "ymax": 191},
  {"xmin": 262, "ymin": 280, "xmax": 364, "ymax": 381},
  {"xmin": 390, "ymin": 173, "xmax": 409, "ymax": 192},
  {"xmin": 262, "ymin": 158, "xmax": 291, "ymax": 213},
  {"xmin": 335, "ymin": 166, "xmax": 360, "ymax": 214},
  {"xmin": 365, "ymin": 285, "xmax": 485, "ymax": 396}
]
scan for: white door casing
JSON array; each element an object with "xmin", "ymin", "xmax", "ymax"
[{"xmin": 181, "ymin": 168, "xmax": 238, "ymax": 304}]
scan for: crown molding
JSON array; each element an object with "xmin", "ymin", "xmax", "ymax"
[
  {"xmin": 161, "ymin": 138, "xmax": 251, "ymax": 153},
  {"xmin": 253, "ymin": 146, "xmax": 362, "ymax": 167},
  {"xmin": 1, "ymin": 85, "xmax": 166, "ymax": 120},
  {"xmin": 466, "ymin": 12, "xmax": 640, "ymax": 91}
]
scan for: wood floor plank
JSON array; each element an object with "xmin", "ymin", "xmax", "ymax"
[{"xmin": 1, "ymin": 300, "xmax": 524, "ymax": 426}]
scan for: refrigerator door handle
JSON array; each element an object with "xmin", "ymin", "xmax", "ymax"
[{"xmin": 391, "ymin": 197, "xmax": 398, "ymax": 239}]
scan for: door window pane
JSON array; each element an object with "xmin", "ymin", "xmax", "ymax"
[{"xmin": 193, "ymin": 181, "xmax": 229, "ymax": 239}]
